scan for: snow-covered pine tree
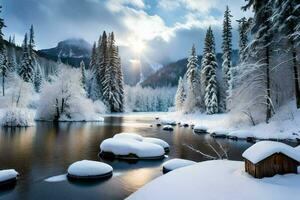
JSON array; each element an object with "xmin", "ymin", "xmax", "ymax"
[
  {"xmin": 201, "ymin": 27, "xmax": 219, "ymax": 114},
  {"xmin": 102, "ymin": 32, "xmax": 120, "ymax": 112},
  {"xmin": 0, "ymin": 46, "xmax": 8, "ymax": 96},
  {"xmin": 175, "ymin": 76, "xmax": 186, "ymax": 111},
  {"xmin": 80, "ymin": 60, "xmax": 86, "ymax": 90},
  {"xmin": 237, "ymin": 17, "xmax": 251, "ymax": 62},
  {"xmin": 89, "ymin": 42, "xmax": 97, "ymax": 71},
  {"xmin": 242, "ymin": 0, "xmax": 274, "ymax": 123},
  {"xmin": 28, "ymin": 25, "xmax": 35, "ymax": 59},
  {"xmin": 184, "ymin": 44, "xmax": 199, "ymax": 113},
  {"xmin": 221, "ymin": 6, "xmax": 233, "ymax": 112},
  {"xmin": 19, "ymin": 33, "xmax": 34, "ymax": 83},
  {"xmin": 0, "ymin": 5, "xmax": 5, "ymax": 53},
  {"xmin": 7, "ymin": 45, "xmax": 18, "ymax": 72},
  {"xmin": 272, "ymin": 0, "xmax": 300, "ymax": 109},
  {"xmin": 116, "ymin": 47, "xmax": 124, "ymax": 112},
  {"xmin": 34, "ymin": 65, "xmax": 42, "ymax": 93}
]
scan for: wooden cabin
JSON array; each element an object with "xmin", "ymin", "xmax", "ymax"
[{"xmin": 242, "ymin": 141, "xmax": 300, "ymax": 179}]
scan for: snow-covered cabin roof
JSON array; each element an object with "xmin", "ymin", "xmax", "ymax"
[{"xmin": 242, "ymin": 141, "xmax": 300, "ymax": 164}]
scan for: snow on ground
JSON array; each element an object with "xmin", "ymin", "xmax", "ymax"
[
  {"xmin": 162, "ymin": 158, "xmax": 196, "ymax": 173},
  {"xmin": 153, "ymin": 101, "xmax": 300, "ymax": 140},
  {"xmin": 0, "ymin": 169, "xmax": 19, "ymax": 182},
  {"xmin": 242, "ymin": 141, "xmax": 300, "ymax": 164},
  {"xmin": 0, "ymin": 107, "xmax": 35, "ymax": 127},
  {"xmin": 67, "ymin": 160, "xmax": 113, "ymax": 177},
  {"xmin": 100, "ymin": 137, "xmax": 165, "ymax": 158},
  {"xmin": 127, "ymin": 160, "xmax": 300, "ymax": 200}
]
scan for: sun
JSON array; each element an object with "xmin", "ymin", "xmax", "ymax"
[{"xmin": 129, "ymin": 38, "xmax": 146, "ymax": 55}]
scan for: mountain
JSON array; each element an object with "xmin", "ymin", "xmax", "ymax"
[
  {"xmin": 38, "ymin": 38, "xmax": 91, "ymax": 67},
  {"xmin": 141, "ymin": 50, "xmax": 239, "ymax": 88}
]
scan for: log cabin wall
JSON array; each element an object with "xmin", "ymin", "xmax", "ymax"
[{"xmin": 245, "ymin": 153, "xmax": 299, "ymax": 178}]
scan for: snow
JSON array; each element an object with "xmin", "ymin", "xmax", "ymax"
[
  {"xmin": 100, "ymin": 137, "xmax": 165, "ymax": 158},
  {"xmin": 242, "ymin": 141, "xmax": 300, "ymax": 164},
  {"xmin": 67, "ymin": 160, "xmax": 113, "ymax": 177},
  {"xmin": 162, "ymin": 158, "xmax": 196, "ymax": 172},
  {"xmin": 162, "ymin": 125, "xmax": 174, "ymax": 131},
  {"xmin": 0, "ymin": 169, "xmax": 19, "ymax": 182},
  {"xmin": 0, "ymin": 107, "xmax": 34, "ymax": 127},
  {"xmin": 44, "ymin": 174, "xmax": 67, "ymax": 182},
  {"xmin": 127, "ymin": 160, "xmax": 300, "ymax": 200},
  {"xmin": 160, "ymin": 119, "xmax": 176, "ymax": 125},
  {"xmin": 193, "ymin": 125, "xmax": 208, "ymax": 133},
  {"xmin": 143, "ymin": 137, "xmax": 170, "ymax": 149},
  {"xmin": 113, "ymin": 133, "xmax": 144, "ymax": 141}
]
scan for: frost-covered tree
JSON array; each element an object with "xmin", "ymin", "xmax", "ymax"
[
  {"xmin": 221, "ymin": 6, "xmax": 233, "ymax": 112},
  {"xmin": 244, "ymin": 0, "xmax": 274, "ymax": 123},
  {"xmin": 37, "ymin": 67, "xmax": 105, "ymax": 121},
  {"xmin": 272, "ymin": 0, "xmax": 300, "ymax": 109},
  {"xmin": 175, "ymin": 77, "xmax": 186, "ymax": 111},
  {"xmin": 80, "ymin": 60, "xmax": 86, "ymax": 90},
  {"xmin": 201, "ymin": 27, "xmax": 219, "ymax": 114},
  {"xmin": 8, "ymin": 46, "xmax": 17, "ymax": 72},
  {"xmin": 19, "ymin": 34, "xmax": 34, "ymax": 83},
  {"xmin": 0, "ymin": 46, "xmax": 8, "ymax": 96},
  {"xmin": 34, "ymin": 64, "xmax": 42, "ymax": 93},
  {"xmin": 184, "ymin": 44, "xmax": 199, "ymax": 112}
]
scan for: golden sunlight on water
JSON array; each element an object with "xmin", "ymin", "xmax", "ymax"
[{"xmin": 118, "ymin": 167, "xmax": 159, "ymax": 192}]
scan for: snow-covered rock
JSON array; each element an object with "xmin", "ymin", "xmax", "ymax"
[
  {"xmin": 0, "ymin": 169, "xmax": 19, "ymax": 184},
  {"xmin": 143, "ymin": 137, "xmax": 170, "ymax": 151},
  {"xmin": 100, "ymin": 138, "xmax": 165, "ymax": 159},
  {"xmin": 193, "ymin": 125, "xmax": 208, "ymax": 133},
  {"xmin": 160, "ymin": 119, "xmax": 176, "ymax": 126},
  {"xmin": 162, "ymin": 158, "xmax": 196, "ymax": 173},
  {"xmin": 113, "ymin": 133, "xmax": 144, "ymax": 141},
  {"xmin": 163, "ymin": 125, "xmax": 174, "ymax": 131},
  {"xmin": 242, "ymin": 141, "xmax": 300, "ymax": 164},
  {"xmin": 127, "ymin": 160, "xmax": 300, "ymax": 200},
  {"xmin": 67, "ymin": 160, "xmax": 113, "ymax": 180},
  {"xmin": 1, "ymin": 107, "xmax": 34, "ymax": 127}
]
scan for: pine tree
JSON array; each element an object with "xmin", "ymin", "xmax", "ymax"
[
  {"xmin": 221, "ymin": 6, "xmax": 233, "ymax": 112},
  {"xmin": 116, "ymin": 47, "xmax": 124, "ymax": 112},
  {"xmin": 237, "ymin": 17, "xmax": 251, "ymax": 62},
  {"xmin": 28, "ymin": 25, "xmax": 35, "ymax": 59},
  {"xmin": 19, "ymin": 33, "xmax": 34, "ymax": 83},
  {"xmin": 80, "ymin": 60, "xmax": 86, "ymax": 90},
  {"xmin": 89, "ymin": 42, "xmax": 97, "ymax": 71},
  {"xmin": 201, "ymin": 27, "xmax": 219, "ymax": 114},
  {"xmin": 272, "ymin": 0, "xmax": 300, "ymax": 109},
  {"xmin": 243, "ymin": 0, "xmax": 274, "ymax": 123},
  {"xmin": 8, "ymin": 45, "xmax": 17, "ymax": 72},
  {"xmin": 175, "ymin": 77, "xmax": 186, "ymax": 111},
  {"xmin": 0, "ymin": 5, "xmax": 5, "ymax": 53},
  {"xmin": 34, "ymin": 65, "xmax": 42, "ymax": 93},
  {"xmin": 184, "ymin": 44, "xmax": 199, "ymax": 112},
  {"xmin": 0, "ymin": 46, "xmax": 8, "ymax": 96},
  {"xmin": 103, "ymin": 32, "xmax": 120, "ymax": 112}
]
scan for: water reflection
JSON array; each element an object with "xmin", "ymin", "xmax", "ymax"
[{"xmin": 0, "ymin": 116, "xmax": 253, "ymax": 200}]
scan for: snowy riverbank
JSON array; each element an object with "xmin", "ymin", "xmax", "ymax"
[{"xmin": 127, "ymin": 160, "xmax": 300, "ymax": 200}]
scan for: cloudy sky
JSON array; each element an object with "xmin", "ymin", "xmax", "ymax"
[{"xmin": 2, "ymin": 0, "xmax": 252, "ymax": 63}]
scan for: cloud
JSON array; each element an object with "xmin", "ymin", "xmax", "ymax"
[{"xmin": 2, "ymin": 0, "xmax": 252, "ymax": 64}]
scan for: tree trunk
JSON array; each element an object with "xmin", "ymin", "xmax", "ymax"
[
  {"xmin": 266, "ymin": 45, "xmax": 272, "ymax": 124},
  {"xmin": 291, "ymin": 40, "xmax": 300, "ymax": 109}
]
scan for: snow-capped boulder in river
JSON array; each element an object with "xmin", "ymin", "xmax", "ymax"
[
  {"xmin": 163, "ymin": 125, "xmax": 174, "ymax": 131},
  {"xmin": 162, "ymin": 159, "xmax": 196, "ymax": 173},
  {"xmin": 193, "ymin": 125, "xmax": 208, "ymax": 134},
  {"xmin": 143, "ymin": 137, "xmax": 170, "ymax": 152},
  {"xmin": 0, "ymin": 169, "xmax": 19, "ymax": 186},
  {"xmin": 100, "ymin": 135, "xmax": 166, "ymax": 160},
  {"xmin": 67, "ymin": 160, "xmax": 113, "ymax": 180},
  {"xmin": 113, "ymin": 133, "xmax": 144, "ymax": 141}
]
